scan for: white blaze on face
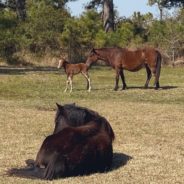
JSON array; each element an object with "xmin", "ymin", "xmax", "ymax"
[{"xmin": 58, "ymin": 59, "xmax": 62, "ymax": 69}]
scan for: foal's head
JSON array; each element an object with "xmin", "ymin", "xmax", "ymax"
[{"xmin": 57, "ymin": 58, "xmax": 68, "ymax": 69}]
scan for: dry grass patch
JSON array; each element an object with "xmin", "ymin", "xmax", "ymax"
[{"xmin": 0, "ymin": 66, "xmax": 184, "ymax": 183}]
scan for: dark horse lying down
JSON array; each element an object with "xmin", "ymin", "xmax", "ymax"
[
  {"xmin": 8, "ymin": 103, "xmax": 115, "ymax": 180},
  {"xmin": 86, "ymin": 47, "xmax": 162, "ymax": 90}
]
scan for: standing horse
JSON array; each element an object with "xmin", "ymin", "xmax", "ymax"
[
  {"xmin": 8, "ymin": 103, "xmax": 114, "ymax": 180},
  {"xmin": 86, "ymin": 47, "xmax": 162, "ymax": 90},
  {"xmin": 58, "ymin": 58, "xmax": 91, "ymax": 92}
]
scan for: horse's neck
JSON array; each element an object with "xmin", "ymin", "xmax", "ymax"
[
  {"xmin": 98, "ymin": 49, "xmax": 112, "ymax": 64},
  {"xmin": 63, "ymin": 61, "xmax": 69, "ymax": 70}
]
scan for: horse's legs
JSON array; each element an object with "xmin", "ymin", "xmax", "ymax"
[
  {"xmin": 154, "ymin": 54, "xmax": 161, "ymax": 90},
  {"xmin": 150, "ymin": 67, "xmax": 160, "ymax": 90},
  {"xmin": 119, "ymin": 69, "xmax": 127, "ymax": 90},
  {"xmin": 114, "ymin": 69, "xmax": 120, "ymax": 91},
  {"xmin": 154, "ymin": 72, "xmax": 160, "ymax": 90},
  {"xmin": 64, "ymin": 77, "xmax": 70, "ymax": 92},
  {"xmin": 82, "ymin": 72, "xmax": 91, "ymax": 92},
  {"xmin": 68, "ymin": 76, "xmax": 73, "ymax": 93},
  {"xmin": 144, "ymin": 65, "xmax": 152, "ymax": 88}
]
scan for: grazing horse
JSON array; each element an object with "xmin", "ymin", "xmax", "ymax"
[
  {"xmin": 8, "ymin": 103, "xmax": 114, "ymax": 180},
  {"xmin": 58, "ymin": 58, "xmax": 91, "ymax": 92},
  {"xmin": 86, "ymin": 47, "xmax": 162, "ymax": 90}
]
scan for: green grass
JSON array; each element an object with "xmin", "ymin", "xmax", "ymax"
[{"xmin": 0, "ymin": 66, "xmax": 184, "ymax": 183}]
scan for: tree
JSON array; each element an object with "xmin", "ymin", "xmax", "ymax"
[
  {"xmin": 159, "ymin": 0, "xmax": 184, "ymax": 7},
  {"xmin": 148, "ymin": 0, "xmax": 184, "ymax": 21},
  {"xmin": 86, "ymin": 0, "xmax": 115, "ymax": 32},
  {"xmin": 15, "ymin": 0, "xmax": 26, "ymax": 21},
  {"xmin": 0, "ymin": 0, "xmax": 26, "ymax": 21},
  {"xmin": 148, "ymin": 0, "xmax": 166, "ymax": 21}
]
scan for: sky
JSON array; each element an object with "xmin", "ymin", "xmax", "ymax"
[{"xmin": 67, "ymin": 0, "xmax": 160, "ymax": 18}]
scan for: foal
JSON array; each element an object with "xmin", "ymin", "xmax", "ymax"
[{"xmin": 58, "ymin": 58, "xmax": 91, "ymax": 92}]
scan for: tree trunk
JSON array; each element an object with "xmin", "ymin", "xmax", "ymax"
[
  {"xmin": 15, "ymin": 0, "xmax": 26, "ymax": 21},
  {"xmin": 158, "ymin": 5, "xmax": 163, "ymax": 21},
  {"xmin": 102, "ymin": 0, "xmax": 114, "ymax": 32}
]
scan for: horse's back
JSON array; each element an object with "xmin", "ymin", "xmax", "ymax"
[{"xmin": 115, "ymin": 48, "xmax": 145, "ymax": 71}]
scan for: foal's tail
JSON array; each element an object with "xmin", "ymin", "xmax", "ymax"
[{"xmin": 155, "ymin": 50, "xmax": 162, "ymax": 88}]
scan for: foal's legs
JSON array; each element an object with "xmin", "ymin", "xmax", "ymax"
[
  {"xmin": 119, "ymin": 69, "xmax": 127, "ymax": 90},
  {"xmin": 64, "ymin": 75, "xmax": 73, "ymax": 93},
  {"xmin": 68, "ymin": 76, "xmax": 73, "ymax": 93},
  {"xmin": 144, "ymin": 65, "xmax": 152, "ymax": 88},
  {"xmin": 64, "ymin": 78, "xmax": 70, "ymax": 92},
  {"xmin": 81, "ymin": 72, "xmax": 91, "ymax": 92}
]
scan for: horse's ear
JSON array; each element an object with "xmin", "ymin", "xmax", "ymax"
[
  {"xmin": 91, "ymin": 48, "xmax": 96, "ymax": 53},
  {"xmin": 56, "ymin": 103, "xmax": 63, "ymax": 110},
  {"xmin": 90, "ymin": 48, "xmax": 96, "ymax": 55}
]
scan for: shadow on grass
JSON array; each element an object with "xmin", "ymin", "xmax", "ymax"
[
  {"xmin": 111, "ymin": 152, "xmax": 132, "ymax": 171},
  {"xmin": 81, "ymin": 85, "xmax": 178, "ymax": 91},
  {"xmin": 124, "ymin": 86, "xmax": 178, "ymax": 90},
  {"xmin": 0, "ymin": 66, "xmax": 59, "ymax": 75},
  {"xmin": 6, "ymin": 152, "xmax": 132, "ymax": 180}
]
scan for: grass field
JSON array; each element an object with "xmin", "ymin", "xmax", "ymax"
[{"xmin": 0, "ymin": 66, "xmax": 184, "ymax": 184}]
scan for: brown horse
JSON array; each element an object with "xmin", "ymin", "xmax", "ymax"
[
  {"xmin": 86, "ymin": 47, "xmax": 161, "ymax": 90},
  {"xmin": 8, "ymin": 103, "xmax": 114, "ymax": 180},
  {"xmin": 58, "ymin": 58, "xmax": 91, "ymax": 92}
]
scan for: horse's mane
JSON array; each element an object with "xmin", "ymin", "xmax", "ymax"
[
  {"xmin": 94, "ymin": 47, "xmax": 122, "ymax": 51},
  {"xmin": 56, "ymin": 104, "xmax": 115, "ymax": 141},
  {"xmin": 62, "ymin": 104, "xmax": 99, "ymax": 124},
  {"xmin": 61, "ymin": 58, "xmax": 69, "ymax": 64}
]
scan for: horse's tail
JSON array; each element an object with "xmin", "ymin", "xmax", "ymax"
[
  {"xmin": 7, "ymin": 157, "xmax": 65, "ymax": 180},
  {"xmin": 7, "ymin": 165, "xmax": 44, "ymax": 179},
  {"xmin": 155, "ymin": 50, "xmax": 162, "ymax": 88}
]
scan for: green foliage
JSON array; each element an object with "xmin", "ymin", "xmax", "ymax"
[
  {"xmin": 0, "ymin": 10, "xmax": 19, "ymax": 61},
  {"xmin": 0, "ymin": 0, "xmax": 72, "ymax": 64},
  {"xmin": 0, "ymin": 0, "xmax": 184, "ymax": 65},
  {"xmin": 23, "ymin": 0, "xmax": 69, "ymax": 52},
  {"xmin": 148, "ymin": 20, "xmax": 166, "ymax": 46},
  {"xmin": 148, "ymin": 0, "xmax": 184, "ymax": 8}
]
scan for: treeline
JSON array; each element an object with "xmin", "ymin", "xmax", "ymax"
[{"xmin": 0, "ymin": 0, "xmax": 184, "ymax": 65}]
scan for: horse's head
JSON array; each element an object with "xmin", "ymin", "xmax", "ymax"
[
  {"xmin": 53, "ymin": 103, "xmax": 71, "ymax": 134},
  {"xmin": 53, "ymin": 103, "xmax": 99, "ymax": 134},
  {"xmin": 86, "ymin": 48, "xmax": 100, "ymax": 67},
  {"xmin": 57, "ymin": 58, "xmax": 68, "ymax": 69}
]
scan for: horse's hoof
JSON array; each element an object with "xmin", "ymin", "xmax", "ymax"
[
  {"xmin": 25, "ymin": 159, "xmax": 35, "ymax": 166},
  {"xmin": 121, "ymin": 85, "xmax": 127, "ymax": 90},
  {"xmin": 114, "ymin": 87, "xmax": 118, "ymax": 91},
  {"xmin": 144, "ymin": 85, "xmax": 148, "ymax": 89},
  {"xmin": 154, "ymin": 85, "xmax": 160, "ymax": 90}
]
